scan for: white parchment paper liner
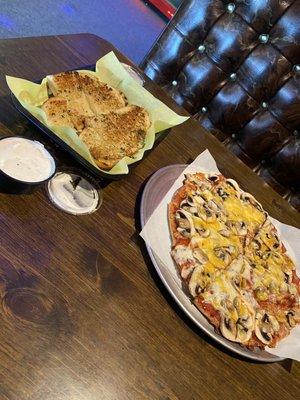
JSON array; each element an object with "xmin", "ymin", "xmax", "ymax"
[{"xmin": 140, "ymin": 150, "xmax": 300, "ymax": 361}]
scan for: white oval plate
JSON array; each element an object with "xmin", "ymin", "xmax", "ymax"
[{"xmin": 140, "ymin": 164, "xmax": 284, "ymax": 362}]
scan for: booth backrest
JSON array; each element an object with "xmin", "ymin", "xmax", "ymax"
[{"xmin": 141, "ymin": 0, "xmax": 300, "ymax": 210}]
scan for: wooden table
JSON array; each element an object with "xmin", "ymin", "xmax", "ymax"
[{"xmin": 0, "ymin": 34, "xmax": 299, "ymax": 400}]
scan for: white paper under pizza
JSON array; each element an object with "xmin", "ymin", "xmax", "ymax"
[{"xmin": 140, "ymin": 150, "xmax": 300, "ymax": 361}]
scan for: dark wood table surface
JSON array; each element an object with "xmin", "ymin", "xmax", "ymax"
[{"xmin": 0, "ymin": 34, "xmax": 299, "ymax": 400}]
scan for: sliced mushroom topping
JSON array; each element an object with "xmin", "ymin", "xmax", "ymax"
[
  {"xmin": 207, "ymin": 200, "xmax": 220, "ymax": 212},
  {"xmin": 189, "ymin": 206, "xmax": 199, "ymax": 215},
  {"xmin": 219, "ymin": 228, "xmax": 230, "ymax": 237},
  {"xmin": 225, "ymin": 220, "xmax": 234, "ymax": 230},
  {"xmin": 192, "ymin": 247, "xmax": 208, "ymax": 264},
  {"xmin": 226, "ymin": 179, "xmax": 240, "ymax": 192},
  {"xmin": 207, "ymin": 174, "xmax": 219, "ymax": 182},
  {"xmin": 201, "ymin": 204, "xmax": 217, "ymax": 222},
  {"xmin": 240, "ymin": 192, "xmax": 263, "ymax": 211},
  {"xmin": 217, "ymin": 187, "xmax": 229, "ymax": 200},
  {"xmin": 214, "ymin": 247, "xmax": 228, "ymax": 261},
  {"xmin": 179, "ymin": 198, "xmax": 199, "ymax": 216},
  {"xmin": 203, "ymin": 203, "xmax": 212, "ymax": 217},
  {"xmin": 193, "ymin": 194, "xmax": 206, "ymax": 206},
  {"xmin": 252, "ymin": 239, "xmax": 261, "ymax": 250},
  {"xmin": 228, "ymin": 256, "xmax": 244, "ymax": 274},
  {"xmin": 255, "ymin": 312, "xmax": 280, "ymax": 345},
  {"xmin": 269, "ymin": 315, "xmax": 280, "ymax": 331},
  {"xmin": 177, "ymin": 227, "xmax": 191, "ymax": 237},
  {"xmin": 236, "ymin": 315, "xmax": 254, "ymax": 343},
  {"xmin": 177, "ymin": 218, "xmax": 190, "ymax": 230},
  {"xmin": 279, "ymin": 282, "xmax": 288, "ymax": 293},
  {"xmin": 220, "ymin": 312, "xmax": 253, "ymax": 343},
  {"xmin": 225, "ymin": 220, "xmax": 247, "ymax": 236},
  {"xmin": 185, "ymin": 174, "xmax": 212, "ymax": 191},
  {"xmin": 265, "ymin": 232, "xmax": 280, "ymax": 249},
  {"xmin": 255, "ymin": 313, "xmax": 271, "ymax": 344},
  {"xmin": 284, "ymin": 271, "xmax": 292, "ymax": 285},
  {"xmin": 286, "ymin": 311, "xmax": 296, "ymax": 328},
  {"xmin": 230, "ymin": 258, "xmax": 252, "ymax": 291},
  {"xmin": 220, "ymin": 316, "xmax": 238, "ymax": 342},
  {"xmin": 286, "ymin": 309, "xmax": 300, "ymax": 327},
  {"xmin": 180, "ymin": 197, "xmax": 193, "ymax": 210},
  {"xmin": 236, "ymin": 221, "xmax": 247, "ymax": 236},
  {"xmin": 214, "ymin": 246, "xmax": 234, "ymax": 265},
  {"xmin": 220, "ymin": 298, "xmax": 235, "ymax": 312},
  {"xmin": 196, "ymin": 227, "xmax": 211, "ymax": 238},
  {"xmin": 262, "ymin": 251, "xmax": 270, "ymax": 260},
  {"xmin": 189, "ymin": 264, "xmax": 205, "ymax": 297},
  {"xmin": 226, "ymin": 245, "xmax": 236, "ymax": 255},
  {"xmin": 175, "ymin": 209, "xmax": 196, "ymax": 237}
]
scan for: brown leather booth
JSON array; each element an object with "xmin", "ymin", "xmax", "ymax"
[{"xmin": 141, "ymin": 0, "xmax": 300, "ymax": 210}]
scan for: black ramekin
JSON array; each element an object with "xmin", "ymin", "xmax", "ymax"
[{"xmin": 0, "ymin": 136, "xmax": 56, "ymax": 194}]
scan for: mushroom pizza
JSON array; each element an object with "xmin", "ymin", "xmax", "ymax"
[{"xmin": 168, "ymin": 172, "xmax": 300, "ymax": 349}]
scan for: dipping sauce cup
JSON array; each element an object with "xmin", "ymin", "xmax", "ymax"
[{"xmin": 0, "ymin": 136, "xmax": 56, "ymax": 194}]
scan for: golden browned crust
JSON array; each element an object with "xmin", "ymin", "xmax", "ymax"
[
  {"xmin": 47, "ymin": 72, "xmax": 93, "ymax": 131},
  {"xmin": 45, "ymin": 72, "xmax": 150, "ymax": 167},
  {"xmin": 47, "ymin": 71, "xmax": 81, "ymax": 96},
  {"xmin": 42, "ymin": 96, "xmax": 73, "ymax": 127},
  {"xmin": 79, "ymin": 105, "xmax": 150, "ymax": 169},
  {"xmin": 78, "ymin": 72, "xmax": 127, "ymax": 114},
  {"xmin": 47, "ymin": 72, "xmax": 127, "ymax": 115}
]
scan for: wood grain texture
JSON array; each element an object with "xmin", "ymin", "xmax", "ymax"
[{"xmin": 0, "ymin": 34, "xmax": 299, "ymax": 400}]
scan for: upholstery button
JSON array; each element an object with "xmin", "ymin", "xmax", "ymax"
[
  {"xmin": 198, "ymin": 44, "xmax": 206, "ymax": 53},
  {"xmin": 227, "ymin": 3, "xmax": 235, "ymax": 13},
  {"xmin": 259, "ymin": 34, "xmax": 269, "ymax": 44},
  {"xmin": 231, "ymin": 133, "xmax": 236, "ymax": 139},
  {"xmin": 229, "ymin": 73, "xmax": 237, "ymax": 81},
  {"xmin": 262, "ymin": 101, "xmax": 268, "ymax": 109},
  {"xmin": 293, "ymin": 65, "xmax": 300, "ymax": 74},
  {"xmin": 172, "ymin": 80, "xmax": 177, "ymax": 86},
  {"xmin": 201, "ymin": 107, "xmax": 207, "ymax": 113}
]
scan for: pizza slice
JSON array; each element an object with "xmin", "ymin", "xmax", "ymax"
[
  {"xmin": 243, "ymin": 220, "xmax": 300, "ymax": 347},
  {"xmin": 210, "ymin": 176, "xmax": 267, "ymax": 242},
  {"xmin": 194, "ymin": 270, "xmax": 255, "ymax": 344},
  {"xmin": 169, "ymin": 173, "xmax": 244, "ymax": 275}
]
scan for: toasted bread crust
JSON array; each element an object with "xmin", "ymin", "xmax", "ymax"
[
  {"xmin": 42, "ymin": 96, "xmax": 73, "ymax": 127},
  {"xmin": 80, "ymin": 105, "xmax": 150, "ymax": 169},
  {"xmin": 43, "ymin": 72, "xmax": 150, "ymax": 168}
]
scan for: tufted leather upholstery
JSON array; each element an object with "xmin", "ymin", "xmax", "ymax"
[{"xmin": 141, "ymin": 0, "xmax": 300, "ymax": 210}]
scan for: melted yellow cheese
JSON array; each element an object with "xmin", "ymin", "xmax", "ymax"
[
  {"xmin": 192, "ymin": 231, "xmax": 241, "ymax": 268},
  {"xmin": 203, "ymin": 274, "xmax": 234, "ymax": 302},
  {"xmin": 203, "ymin": 271, "xmax": 256, "ymax": 324},
  {"xmin": 192, "ymin": 216, "xmax": 222, "ymax": 232},
  {"xmin": 222, "ymin": 196, "xmax": 264, "ymax": 230},
  {"xmin": 250, "ymin": 250, "xmax": 290, "ymax": 296}
]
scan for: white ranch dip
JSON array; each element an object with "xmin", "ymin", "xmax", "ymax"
[{"xmin": 0, "ymin": 137, "xmax": 55, "ymax": 182}]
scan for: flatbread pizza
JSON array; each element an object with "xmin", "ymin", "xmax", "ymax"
[{"xmin": 168, "ymin": 172, "xmax": 300, "ymax": 349}]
